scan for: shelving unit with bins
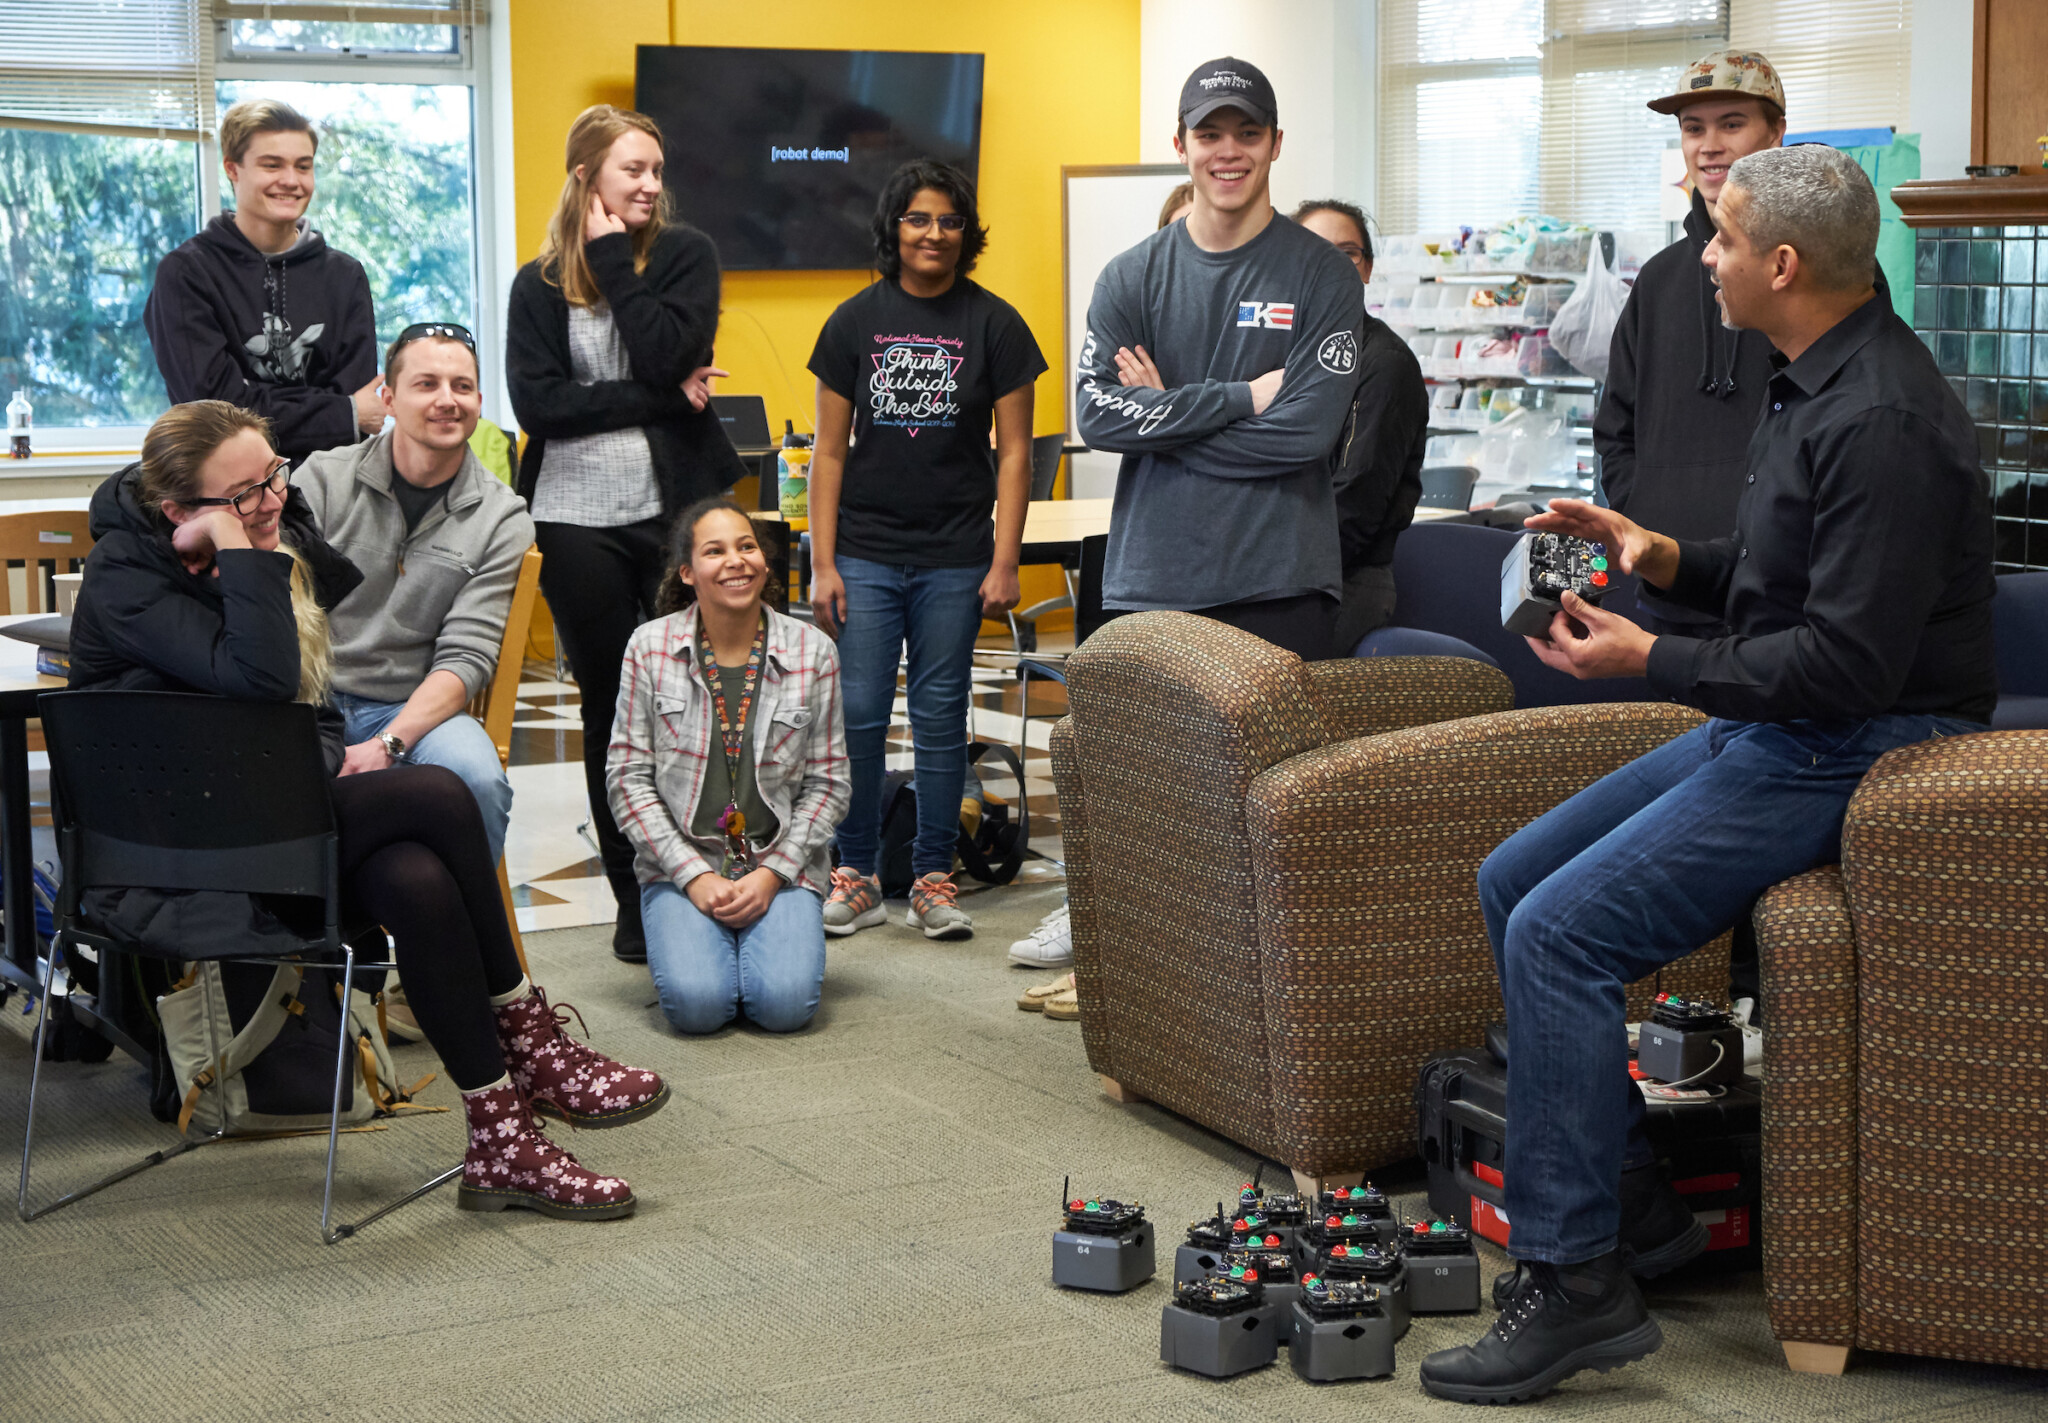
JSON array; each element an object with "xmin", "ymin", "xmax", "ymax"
[{"xmin": 1370, "ymin": 236, "xmax": 1608, "ymax": 494}]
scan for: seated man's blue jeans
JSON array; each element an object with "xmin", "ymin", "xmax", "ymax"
[
  {"xmin": 1479, "ymin": 712, "xmax": 1978, "ymax": 1265},
  {"xmin": 640, "ymin": 881, "xmax": 825, "ymax": 1034},
  {"xmin": 334, "ymin": 693, "xmax": 513, "ymax": 864},
  {"xmin": 831, "ymin": 554, "xmax": 986, "ymax": 879}
]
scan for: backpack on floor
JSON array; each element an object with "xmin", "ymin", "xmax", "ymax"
[
  {"xmin": 874, "ymin": 742, "xmax": 1029, "ymax": 897},
  {"xmin": 156, "ymin": 961, "xmax": 440, "ymax": 1137}
]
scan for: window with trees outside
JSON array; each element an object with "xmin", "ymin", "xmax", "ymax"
[{"xmin": 0, "ymin": 1, "xmax": 495, "ymax": 441}]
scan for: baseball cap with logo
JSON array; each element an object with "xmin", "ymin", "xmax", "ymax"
[
  {"xmin": 1179, "ymin": 57, "xmax": 1278, "ymax": 129},
  {"xmin": 1647, "ymin": 48, "xmax": 1786, "ymax": 116}
]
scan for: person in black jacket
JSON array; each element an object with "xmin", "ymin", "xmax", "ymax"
[
  {"xmin": 506, "ymin": 104, "xmax": 745, "ymax": 964},
  {"xmin": 1420, "ymin": 146, "xmax": 1994, "ymax": 1405},
  {"xmin": 144, "ymin": 99, "xmax": 384, "ymax": 465},
  {"xmin": 1295, "ymin": 199, "xmax": 1427, "ymax": 652},
  {"xmin": 69, "ymin": 400, "xmax": 669, "ymax": 1223},
  {"xmin": 1593, "ymin": 50, "xmax": 1787, "ymax": 639}
]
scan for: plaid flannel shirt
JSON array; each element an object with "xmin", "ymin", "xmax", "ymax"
[{"xmin": 606, "ymin": 605, "xmax": 849, "ymax": 896}]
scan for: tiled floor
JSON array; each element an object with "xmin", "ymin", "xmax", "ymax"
[{"xmin": 505, "ymin": 630, "xmax": 1073, "ymax": 933}]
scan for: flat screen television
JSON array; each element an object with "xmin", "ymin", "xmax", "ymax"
[{"xmin": 636, "ymin": 45, "xmax": 985, "ymax": 272}]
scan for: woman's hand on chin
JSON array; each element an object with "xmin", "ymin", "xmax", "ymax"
[{"xmin": 169, "ymin": 507, "xmax": 252, "ymax": 574}]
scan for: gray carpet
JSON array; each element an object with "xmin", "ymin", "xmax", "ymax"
[{"xmin": 2, "ymin": 880, "xmax": 2044, "ymax": 1422}]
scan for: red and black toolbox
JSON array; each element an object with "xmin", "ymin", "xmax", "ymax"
[{"xmin": 1414, "ymin": 1044, "xmax": 1760, "ymax": 1266}]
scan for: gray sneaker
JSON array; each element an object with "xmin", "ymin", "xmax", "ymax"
[
  {"xmin": 822, "ymin": 868, "xmax": 887, "ymax": 937},
  {"xmin": 905, "ymin": 872, "xmax": 973, "ymax": 940}
]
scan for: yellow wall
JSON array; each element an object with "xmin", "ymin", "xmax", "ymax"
[{"xmin": 507, "ymin": 0, "xmax": 1143, "ymax": 442}]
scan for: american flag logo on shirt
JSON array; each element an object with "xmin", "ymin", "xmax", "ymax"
[{"xmin": 1236, "ymin": 301, "xmax": 1295, "ymax": 330}]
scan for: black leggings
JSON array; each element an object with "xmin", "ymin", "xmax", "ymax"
[
  {"xmin": 533, "ymin": 517, "xmax": 669, "ymax": 917},
  {"xmin": 333, "ymin": 765, "xmax": 523, "ymax": 1090}
]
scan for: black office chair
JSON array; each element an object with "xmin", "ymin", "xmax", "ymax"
[
  {"xmin": 18, "ymin": 691, "xmax": 460, "ymax": 1243},
  {"xmin": 1010, "ymin": 533, "xmax": 1110, "ymax": 865},
  {"xmin": 1006, "ymin": 433, "xmax": 1077, "ymax": 653},
  {"xmin": 1027, "ymin": 432, "xmax": 1065, "ymax": 501},
  {"xmin": 1418, "ymin": 464, "xmax": 1482, "ymax": 511}
]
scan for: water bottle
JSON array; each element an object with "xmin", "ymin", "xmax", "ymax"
[
  {"xmin": 6, "ymin": 391, "xmax": 30, "ymax": 460},
  {"xmin": 777, "ymin": 419, "xmax": 813, "ymax": 521}
]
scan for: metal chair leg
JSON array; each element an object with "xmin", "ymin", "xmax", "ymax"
[
  {"xmin": 318, "ymin": 941, "xmax": 460, "ymax": 1244},
  {"xmin": 18, "ymin": 935, "xmax": 216, "ymax": 1223}
]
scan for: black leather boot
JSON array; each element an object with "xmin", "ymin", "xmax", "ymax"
[
  {"xmin": 1490, "ymin": 1162, "xmax": 1711, "ymax": 1306},
  {"xmin": 1422, "ymin": 1248, "xmax": 1662, "ymax": 1404},
  {"xmin": 1618, "ymin": 1160, "xmax": 1711, "ymax": 1277},
  {"xmin": 610, "ymin": 881, "xmax": 647, "ymax": 964}
]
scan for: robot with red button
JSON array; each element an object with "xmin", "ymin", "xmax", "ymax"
[
  {"xmin": 1053, "ymin": 1177, "xmax": 1156, "ymax": 1293},
  {"xmin": 1403, "ymin": 1218, "xmax": 1483, "ymax": 1313},
  {"xmin": 1501, "ymin": 531, "xmax": 1612, "ymax": 638},
  {"xmin": 1160, "ymin": 1272, "xmax": 1280, "ymax": 1377}
]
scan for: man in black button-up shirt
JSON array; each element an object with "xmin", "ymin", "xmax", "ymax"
[{"xmin": 1423, "ymin": 146, "xmax": 1995, "ymax": 1406}]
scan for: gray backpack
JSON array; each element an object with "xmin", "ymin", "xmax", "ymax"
[{"xmin": 157, "ymin": 962, "xmax": 441, "ymax": 1137}]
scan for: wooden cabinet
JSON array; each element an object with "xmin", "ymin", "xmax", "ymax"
[{"xmin": 1973, "ymin": 0, "xmax": 2048, "ymax": 169}]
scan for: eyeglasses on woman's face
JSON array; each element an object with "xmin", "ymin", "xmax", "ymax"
[
  {"xmin": 897, "ymin": 212, "xmax": 967, "ymax": 232},
  {"xmin": 184, "ymin": 459, "xmax": 290, "ymax": 516}
]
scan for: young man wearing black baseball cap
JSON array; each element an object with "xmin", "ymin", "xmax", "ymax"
[{"xmin": 1074, "ymin": 57, "xmax": 1365, "ymax": 660}]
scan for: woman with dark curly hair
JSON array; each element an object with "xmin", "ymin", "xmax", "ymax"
[
  {"xmin": 607, "ymin": 496, "xmax": 848, "ymax": 1034},
  {"xmin": 803, "ymin": 160, "xmax": 1046, "ymax": 943}
]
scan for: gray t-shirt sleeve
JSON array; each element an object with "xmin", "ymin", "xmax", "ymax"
[
  {"xmin": 1074, "ymin": 264, "xmax": 1254, "ymax": 454},
  {"xmin": 1168, "ymin": 257, "xmax": 1365, "ymax": 481}
]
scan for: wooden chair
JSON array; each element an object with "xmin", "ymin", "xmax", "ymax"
[
  {"xmin": 0, "ymin": 510, "xmax": 94, "ymax": 614},
  {"xmin": 467, "ymin": 547, "xmax": 544, "ymax": 974}
]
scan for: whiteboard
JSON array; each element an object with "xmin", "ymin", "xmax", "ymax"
[{"xmin": 1062, "ymin": 164, "xmax": 1189, "ymax": 499}]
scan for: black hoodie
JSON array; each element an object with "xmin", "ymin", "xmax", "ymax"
[
  {"xmin": 69, "ymin": 466, "xmax": 364, "ymax": 774},
  {"xmin": 144, "ymin": 216, "xmax": 378, "ymax": 464},
  {"xmin": 1593, "ymin": 189, "xmax": 1777, "ymax": 626},
  {"xmin": 1595, "ymin": 186, "xmax": 1893, "ymax": 626}
]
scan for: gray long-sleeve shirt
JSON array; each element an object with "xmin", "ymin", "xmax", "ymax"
[{"xmin": 1076, "ymin": 215, "xmax": 1366, "ymax": 609}]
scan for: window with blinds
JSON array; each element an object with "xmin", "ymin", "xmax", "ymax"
[
  {"xmin": 1379, "ymin": 0, "xmax": 1914, "ymax": 234},
  {"xmin": 0, "ymin": 0, "xmax": 214, "ymax": 141},
  {"xmin": 1727, "ymin": 0, "xmax": 1913, "ymax": 132}
]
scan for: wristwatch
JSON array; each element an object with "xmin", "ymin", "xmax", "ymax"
[{"xmin": 378, "ymin": 730, "xmax": 408, "ymax": 762}]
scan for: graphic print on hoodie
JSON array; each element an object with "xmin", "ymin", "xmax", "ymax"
[{"xmin": 144, "ymin": 214, "xmax": 378, "ymax": 464}]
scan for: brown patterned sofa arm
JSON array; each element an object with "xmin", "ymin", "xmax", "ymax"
[
  {"xmin": 1303, "ymin": 657, "xmax": 1514, "ymax": 743},
  {"xmin": 1831, "ymin": 731, "xmax": 2048, "ymax": 1371},
  {"xmin": 1244, "ymin": 702, "xmax": 1727, "ymax": 1174},
  {"xmin": 1755, "ymin": 866, "xmax": 1860, "ymax": 1361}
]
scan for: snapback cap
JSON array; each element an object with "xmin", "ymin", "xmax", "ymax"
[
  {"xmin": 1180, "ymin": 57, "xmax": 1277, "ymax": 129},
  {"xmin": 1646, "ymin": 49, "xmax": 1785, "ymax": 116}
]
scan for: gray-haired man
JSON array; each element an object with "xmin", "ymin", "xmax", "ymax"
[{"xmin": 1419, "ymin": 145, "xmax": 1995, "ymax": 1404}]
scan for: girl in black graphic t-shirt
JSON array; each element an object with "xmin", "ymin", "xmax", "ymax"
[{"xmin": 806, "ymin": 161, "xmax": 1046, "ymax": 943}]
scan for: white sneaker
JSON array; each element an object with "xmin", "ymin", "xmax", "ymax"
[{"xmin": 1006, "ymin": 903, "xmax": 1072, "ymax": 968}]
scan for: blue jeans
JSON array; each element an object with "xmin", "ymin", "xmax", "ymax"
[
  {"xmin": 641, "ymin": 882, "xmax": 826, "ymax": 1034},
  {"xmin": 1479, "ymin": 713, "xmax": 1978, "ymax": 1264},
  {"xmin": 832, "ymin": 554, "xmax": 986, "ymax": 878},
  {"xmin": 335, "ymin": 694, "xmax": 513, "ymax": 864}
]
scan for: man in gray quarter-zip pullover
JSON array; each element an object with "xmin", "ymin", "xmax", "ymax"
[
  {"xmin": 296, "ymin": 327, "xmax": 536, "ymax": 862},
  {"xmin": 1076, "ymin": 57, "xmax": 1365, "ymax": 660}
]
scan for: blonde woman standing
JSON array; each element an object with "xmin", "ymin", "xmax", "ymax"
[{"xmin": 506, "ymin": 105, "xmax": 745, "ymax": 964}]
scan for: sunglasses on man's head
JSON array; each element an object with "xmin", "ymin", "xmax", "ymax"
[{"xmin": 393, "ymin": 322, "xmax": 476, "ymax": 350}]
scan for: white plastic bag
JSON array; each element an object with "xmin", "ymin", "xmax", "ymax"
[{"xmin": 1547, "ymin": 239, "xmax": 1627, "ymax": 383}]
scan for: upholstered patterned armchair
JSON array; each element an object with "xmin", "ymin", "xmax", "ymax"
[
  {"xmin": 1757, "ymin": 730, "xmax": 2048, "ymax": 1376},
  {"xmin": 1050, "ymin": 612, "xmax": 1731, "ymax": 1191}
]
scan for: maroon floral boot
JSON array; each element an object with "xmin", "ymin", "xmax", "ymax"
[
  {"xmin": 494, "ymin": 986, "xmax": 669, "ymax": 1129},
  {"xmin": 455, "ymin": 1081, "xmax": 635, "ymax": 1221}
]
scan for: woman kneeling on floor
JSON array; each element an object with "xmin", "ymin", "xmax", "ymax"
[
  {"xmin": 68, "ymin": 399, "xmax": 666, "ymax": 1222},
  {"xmin": 608, "ymin": 497, "xmax": 849, "ymax": 1034}
]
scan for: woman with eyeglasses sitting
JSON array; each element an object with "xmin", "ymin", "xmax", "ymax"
[
  {"xmin": 67, "ymin": 399, "xmax": 667, "ymax": 1223},
  {"xmin": 804, "ymin": 159, "xmax": 1046, "ymax": 945}
]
